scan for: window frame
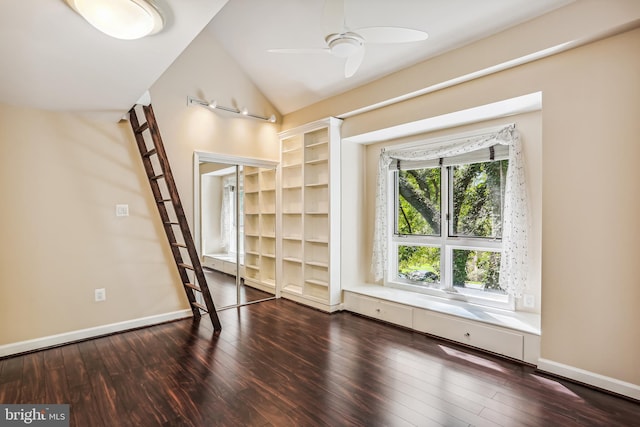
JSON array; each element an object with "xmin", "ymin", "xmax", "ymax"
[{"xmin": 387, "ymin": 155, "xmax": 514, "ymax": 310}]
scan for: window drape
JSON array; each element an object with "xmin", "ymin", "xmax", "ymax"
[{"xmin": 372, "ymin": 124, "xmax": 529, "ymax": 297}]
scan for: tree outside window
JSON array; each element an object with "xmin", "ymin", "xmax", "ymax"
[{"xmin": 394, "ymin": 158, "xmax": 507, "ymax": 295}]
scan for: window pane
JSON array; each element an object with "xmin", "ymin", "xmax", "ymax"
[
  {"xmin": 397, "ymin": 168, "xmax": 440, "ymax": 236},
  {"xmin": 451, "ymin": 160, "xmax": 507, "ymax": 238},
  {"xmin": 452, "ymin": 249, "xmax": 503, "ymax": 293},
  {"xmin": 397, "ymin": 246, "xmax": 440, "ymax": 285}
]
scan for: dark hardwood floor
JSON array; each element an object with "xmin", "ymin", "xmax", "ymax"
[
  {"xmin": 204, "ymin": 268, "xmax": 274, "ymax": 309},
  {"xmin": 1, "ymin": 299, "xmax": 638, "ymax": 426}
]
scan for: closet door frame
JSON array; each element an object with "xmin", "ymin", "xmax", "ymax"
[{"xmin": 193, "ymin": 151, "xmax": 279, "ymax": 309}]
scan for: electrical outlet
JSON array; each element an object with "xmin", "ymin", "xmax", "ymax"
[
  {"xmin": 523, "ymin": 294, "xmax": 535, "ymax": 308},
  {"xmin": 95, "ymin": 288, "xmax": 106, "ymax": 302},
  {"xmin": 115, "ymin": 204, "xmax": 129, "ymax": 217}
]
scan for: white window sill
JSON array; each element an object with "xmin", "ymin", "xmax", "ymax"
[{"xmin": 343, "ymin": 283, "xmax": 540, "ymax": 336}]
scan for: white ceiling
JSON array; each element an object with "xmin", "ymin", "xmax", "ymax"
[
  {"xmin": 0, "ymin": 0, "xmax": 228, "ymax": 121},
  {"xmin": 207, "ymin": 0, "xmax": 573, "ymax": 115},
  {"xmin": 0, "ymin": 0, "xmax": 572, "ymax": 122}
]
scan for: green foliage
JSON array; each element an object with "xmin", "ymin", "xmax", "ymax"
[
  {"xmin": 396, "ymin": 159, "xmax": 507, "ymax": 291},
  {"xmin": 453, "ymin": 250, "xmax": 502, "ymax": 290},
  {"xmin": 397, "ymin": 168, "xmax": 440, "ymax": 235},
  {"xmin": 452, "ymin": 160, "xmax": 507, "ymax": 238},
  {"xmin": 398, "ymin": 198, "xmax": 428, "ymax": 234},
  {"xmin": 397, "ymin": 246, "xmax": 440, "ymax": 283}
]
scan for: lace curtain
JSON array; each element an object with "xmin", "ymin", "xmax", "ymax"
[{"xmin": 372, "ymin": 124, "xmax": 529, "ymax": 297}]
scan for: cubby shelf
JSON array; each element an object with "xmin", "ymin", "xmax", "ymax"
[
  {"xmin": 305, "ymin": 158, "xmax": 328, "ymax": 165},
  {"xmin": 242, "ymin": 165, "xmax": 279, "ymax": 293},
  {"xmin": 283, "ymin": 284, "xmax": 303, "ymax": 295},
  {"xmin": 305, "ymin": 238, "xmax": 328, "ymax": 244},
  {"xmin": 306, "ymin": 141, "xmax": 328, "ymax": 149},
  {"xmin": 282, "ymin": 147, "xmax": 302, "ymax": 154},
  {"xmin": 305, "ymin": 261, "xmax": 329, "ymax": 268},
  {"xmin": 305, "ymin": 279, "xmax": 329, "ymax": 287},
  {"xmin": 278, "ymin": 118, "xmax": 342, "ymax": 312}
]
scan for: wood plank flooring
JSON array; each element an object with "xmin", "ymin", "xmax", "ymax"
[
  {"xmin": 205, "ymin": 268, "xmax": 274, "ymax": 309},
  {"xmin": 1, "ymin": 299, "xmax": 638, "ymax": 426}
]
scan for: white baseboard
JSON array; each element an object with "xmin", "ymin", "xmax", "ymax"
[
  {"xmin": 0, "ymin": 309, "xmax": 193, "ymax": 358},
  {"xmin": 537, "ymin": 358, "xmax": 640, "ymax": 400}
]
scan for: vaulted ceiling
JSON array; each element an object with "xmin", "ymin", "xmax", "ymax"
[{"xmin": 0, "ymin": 0, "xmax": 572, "ymax": 121}]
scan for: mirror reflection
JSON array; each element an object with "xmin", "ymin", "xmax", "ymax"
[{"xmin": 196, "ymin": 156, "xmax": 276, "ymax": 309}]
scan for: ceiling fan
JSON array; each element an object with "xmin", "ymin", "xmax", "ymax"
[{"xmin": 267, "ymin": 0, "xmax": 429, "ymax": 78}]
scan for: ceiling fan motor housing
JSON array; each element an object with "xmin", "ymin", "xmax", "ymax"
[{"xmin": 326, "ymin": 32, "xmax": 364, "ymax": 57}]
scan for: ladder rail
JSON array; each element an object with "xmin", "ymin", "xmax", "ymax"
[{"xmin": 128, "ymin": 104, "xmax": 222, "ymax": 331}]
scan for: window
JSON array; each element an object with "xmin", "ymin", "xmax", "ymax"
[{"xmin": 389, "ymin": 152, "xmax": 511, "ymax": 307}]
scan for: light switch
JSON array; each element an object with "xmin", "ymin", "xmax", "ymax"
[{"xmin": 115, "ymin": 204, "xmax": 129, "ymax": 217}]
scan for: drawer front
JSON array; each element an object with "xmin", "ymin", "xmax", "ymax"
[
  {"xmin": 414, "ymin": 310, "xmax": 523, "ymax": 360},
  {"xmin": 203, "ymin": 257, "xmax": 224, "ymax": 271},
  {"xmin": 223, "ymin": 261, "xmax": 237, "ymax": 275},
  {"xmin": 344, "ymin": 292, "xmax": 413, "ymax": 328}
]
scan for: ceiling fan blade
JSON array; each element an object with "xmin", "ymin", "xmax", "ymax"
[
  {"xmin": 323, "ymin": 0, "xmax": 345, "ymax": 35},
  {"xmin": 355, "ymin": 26, "xmax": 428, "ymax": 44},
  {"xmin": 344, "ymin": 47, "xmax": 365, "ymax": 78},
  {"xmin": 267, "ymin": 48, "xmax": 331, "ymax": 54}
]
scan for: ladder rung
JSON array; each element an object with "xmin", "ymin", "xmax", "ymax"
[
  {"xmin": 191, "ymin": 302, "xmax": 208, "ymax": 312},
  {"xmin": 134, "ymin": 122, "xmax": 149, "ymax": 134},
  {"xmin": 128, "ymin": 103, "xmax": 222, "ymax": 332},
  {"xmin": 142, "ymin": 148, "xmax": 157, "ymax": 158},
  {"xmin": 184, "ymin": 283, "xmax": 201, "ymax": 292}
]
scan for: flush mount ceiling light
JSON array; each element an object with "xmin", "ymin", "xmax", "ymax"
[{"xmin": 65, "ymin": 0, "xmax": 164, "ymax": 40}]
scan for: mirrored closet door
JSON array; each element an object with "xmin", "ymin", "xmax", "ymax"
[{"xmin": 194, "ymin": 152, "xmax": 278, "ymax": 310}]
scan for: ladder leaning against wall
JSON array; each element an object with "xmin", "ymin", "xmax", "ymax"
[{"xmin": 128, "ymin": 103, "xmax": 222, "ymax": 332}]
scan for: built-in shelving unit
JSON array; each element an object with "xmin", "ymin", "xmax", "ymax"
[
  {"xmin": 243, "ymin": 165, "xmax": 277, "ymax": 293},
  {"xmin": 277, "ymin": 118, "xmax": 342, "ymax": 312}
]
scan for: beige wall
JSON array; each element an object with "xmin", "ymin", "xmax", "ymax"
[
  {"xmin": 287, "ymin": 20, "xmax": 640, "ymax": 386},
  {"xmin": 149, "ymin": 29, "xmax": 280, "ymax": 228},
  {"xmin": 0, "ymin": 27, "xmax": 279, "ymax": 346},
  {"xmin": 0, "ymin": 105, "xmax": 186, "ymax": 345}
]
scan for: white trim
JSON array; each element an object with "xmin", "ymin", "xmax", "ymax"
[
  {"xmin": 343, "ymin": 93, "xmax": 540, "ymax": 145},
  {"xmin": 537, "ymin": 358, "xmax": 640, "ymax": 401},
  {"xmin": 0, "ymin": 309, "xmax": 192, "ymax": 358},
  {"xmin": 278, "ymin": 117, "xmax": 337, "ymax": 138},
  {"xmin": 337, "ymin": 43, "xmax": 564, "ymax": 122},
  {"xmin": 194, "ymin": 151, "xmax": 279, "ymax": 170},
  {"xmin": 193, "ymin": 150, "xmax": 279, "ymax": 258}
]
